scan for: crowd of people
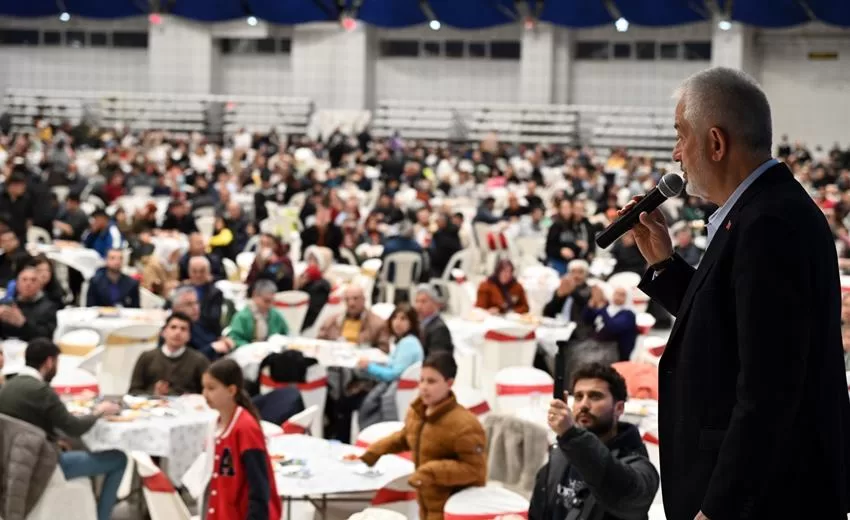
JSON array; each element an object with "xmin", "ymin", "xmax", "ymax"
[{"xmin": 0, "ymin": 91, "xmax": 849, "ymax": 519}]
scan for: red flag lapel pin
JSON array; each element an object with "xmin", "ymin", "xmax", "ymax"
[{"xmin": 725, "ymin": 220, "xmax": 732, "ymax": 231}]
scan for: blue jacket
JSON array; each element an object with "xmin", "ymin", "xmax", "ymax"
[
  {"xmin": 82, "ymin": 223, "xmax": 124, "ymax": 258},
  {"xmin": 366, "ymin": 334, "xmax": 424, "ymax": 382},
  {"xmin": 582, "ymin": 306, "xmax": 637, "ymax": 361},
  {"xmin": 86, "ymin": 268, "xmax": 140, "ymax": 308}
]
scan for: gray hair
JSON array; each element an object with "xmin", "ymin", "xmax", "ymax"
[
  {"xmin": 188, "ymin": 255, "xmax": 211, "ymax": 272},
  {"xmin": 415, "ymin": 283, "xmax": 442, "ymax": 304},
  {"xmin": 252, "ymin": 279, "xmax": 277, "ymax": 297},
  {"xmin": 673, "ymin": 67, "xmax": 772, "ymax": 156},
  {"xmin": 171, "ymin": 285, "xmax": 197, "ymax": 304}
]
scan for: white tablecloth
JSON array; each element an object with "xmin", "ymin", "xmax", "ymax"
[
  {"xmin": 230, "ymin": 336, "xmax": 389, "ymax": 382},
  {"xmin": 82, "ymin": 406, "xmax": 217, "ymax": 483},
  {"xmin": 444, "ymin": 313, "xmax": 575, "ymax": 357},
  {"xmin": 54, "ymin": 307, "xmax": 168, "ymax": 341},
  {"xmin": 269, "ymin": 434, "xmax": 414, "ymax": 497}
]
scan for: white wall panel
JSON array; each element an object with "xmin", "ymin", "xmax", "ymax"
[
  {"xmin": 0, "ymin": 47, "xmax": 148, "ymax": 92},
  {"xmin": 376, "ymin": 58, "xmax": 520, "ymax": 103},
  {"xmin": 217, "ymin": 54, "xmax": 293, "ymax": 96},
  {"xmin": 759, "ymin": 32, "xmax": 850, "ymax": 148},
  {"xmin": 571, "ymin": 60, "xmax": 705, "ymax": 108}
]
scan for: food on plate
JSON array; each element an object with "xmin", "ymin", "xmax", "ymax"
[
  {"xmin": 516, "ymin": 313, "xmax": 541, "ymax": 325},
  {"xmin": 269, "ymin": 451, "xmax": 288, "ymax": 463},
  {"xmin": 341, "ymin": 453, "xmax": 361, "ymax": 462},
  {"xmin": 106, "ymin": 410, "xmax": 141, "ymax": 422}
]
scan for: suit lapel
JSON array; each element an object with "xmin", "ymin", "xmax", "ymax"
[{"xmin": 665, "ymin": 163, "xmax": 793, "ymax": 350}]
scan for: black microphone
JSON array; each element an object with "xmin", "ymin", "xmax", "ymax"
[{"xmin": 595, "ymin": 173, "xmax": 684, "ymax": 249}]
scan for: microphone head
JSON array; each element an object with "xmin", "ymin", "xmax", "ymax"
[{"xmin": 658, "ymin": 173, "xmax": 685, "ymax": 198}]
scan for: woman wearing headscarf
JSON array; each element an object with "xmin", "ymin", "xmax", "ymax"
[
  {"xmin": 581, "ymin": 284, "xmax": 637, "ymax": 362},
  {"xmin": 246, "ymin": 233, "xmax": 294, "ymax": 293},
  {"xmin": 140, "ymin": 242, "xmax": 183, "ymax": 297},
  {"xmin": 475, "ymin": 259, "xmax": 530, "ymax": 315}
]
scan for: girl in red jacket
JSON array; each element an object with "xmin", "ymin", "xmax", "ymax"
[{"xmin": 202, "ymin": 359, "xmax": 282, "ymax": 520}]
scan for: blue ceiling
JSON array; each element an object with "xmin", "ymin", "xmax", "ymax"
[{"xmin": 0, "ymin": 0, "xmax": 847, "ymax": 28}]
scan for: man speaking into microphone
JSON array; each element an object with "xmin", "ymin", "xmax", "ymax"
[{"xmin": 621, "ymin": 67, "xmax": 850, "ymax": 520}]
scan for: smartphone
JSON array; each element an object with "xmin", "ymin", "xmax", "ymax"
[{"xmin": 554, "ymin": 339, "xmax": 568, "ymax": 400}]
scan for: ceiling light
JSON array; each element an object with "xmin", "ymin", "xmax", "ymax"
[
  {"xmin": 429, "ymin": 19, "xmax": 441, "ymax": 31},
  {"xmin": 247, "ymin": 15, "xmax": 258, "ymax": 26},
  {"xmin": 615, "ymin": 17, "xmax": 629, "ymax": 32},
  {"xmin": 341, "ymin": 15, "xmax": 357, "ymax": 31},
  {"xmin": 59, "ymin": 11, "xmax": 70, "ymax": 22},
  {"xmin": 718, "ymin": 19, "xmax": 732, "ymax": 31}
]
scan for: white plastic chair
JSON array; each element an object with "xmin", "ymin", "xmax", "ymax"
[
  {"xmin": 195, "ymin": 215, "xmax": 215, "ymax": 239},
  {"xmin": 370, "ymin": 302, "xmax": 395, "ymax": 321},
  {"xmin": 282, "ymin": 404, "xmax": 320, "ymax": 434},
  {"xmin": 132, "ymin": 451, "xmax": 192, "ymax": 520},
  {"xmin": 50, "ymin": 367, "xmax": 100, "ymax": 396},
  {"xmin": 394, "ymin": 362, "xmax": 421, "ymax": 419},
  {"xmin": 636, "ymin": 312, "xmax": 657, "ymax": 335},
  {"xmin": 56, "ymin": 328, "xmax": 101, "ymax": 357},
  {"xmin": 99, "ymin": 324, "xmax": 161, "ymax": 395},
  {"xmin": 348, "ymin": 507, "xmax": 408, "ymax": 520},
  {"xmin": 261, "ymin": 420, "xmax": 285, "ymax": 438},
  {"xmin": 272, "ymin": 290, "xmax": 311, "ymax": 334},
  {"xmin": 26, "ymin": 226, "xmax": 53, "ymax": 245},
  {"xmin": 479, "ymin": 324, "xmax": 537, "ymax": 402},
  {"xmin": 242, "ymin": 234, "xmax": 260, "ymax": 253},
  {"xmin": 355, "ymin": 421, "xmax": 405, "ymax": 450},
  {"xmin": 443, "ymin": 485, "xmax": 530, "ymax": 520},
  {"xmin": 140, "ymin": 287, "xmax": 166, "ymax": 309},
  {"xmin": 494, "ymin": 366, "xmax": 554, "ymax": 414},
  {"xmin": 235, "ymin": 251, "xmax": 256, "ymax": 281},
  {"xmin": 221, "ymin": 257, "xmax": 239, "ymax": 281},
  {"xmin": 260, "ymin": 364, "xmax": 328, "ymax": 438},
  {"xmin": 377, "ymin": 252, "xmax": 422, "ymax": 304},
  {"xmin": 453, "ymin": 386, "xmax": 491, "ymax": 421}
]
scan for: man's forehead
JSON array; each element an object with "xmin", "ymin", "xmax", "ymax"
[{"xmin": 573, "ymin": 378, "xmax": 611, "ymax": 394}]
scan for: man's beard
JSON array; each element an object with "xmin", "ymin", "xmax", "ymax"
[
  {"xmin": 43, "ymin": 366, "xmax": 57, "ymax": 383},
  {"xmin": 576, "ymin": 408, "xmax": 616, "ymax": 437}
]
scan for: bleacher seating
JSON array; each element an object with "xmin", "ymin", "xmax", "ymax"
[{"xmin": 221, "ymin": 95, "xmax": 313, "ymax": 135}]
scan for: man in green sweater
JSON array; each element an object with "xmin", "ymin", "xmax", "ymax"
[
  {"xmin": 128, "ymin": 311, "xmax": 210, "ymax": 396},
  {"xmin": 227, "ymin": 279, "xmax": 289, "ymax": 348},
  {"xmin": 0, "ymin": 338, "xmax": 126, "ymax": 520}
]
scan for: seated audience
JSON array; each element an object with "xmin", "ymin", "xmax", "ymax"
[
  {"xmin": 171, "ymin": 285, "xmax": 234, "ymax": 360},
  {"xmin": 546, "ymin": 199, "xmax": 581, "ymax": 275},
  {"xmin": 582, "ymin": 285, "xmax": 638, "ymax": 362},
  {"xmin": 359, "ymin": 352, "xmax": 487, "ymax": 520},
  {"xmin": 129, "ymin": 312, "xmax": 210, "ymax": 396},
  {"xmin": 179, "ymin": 233, "xmax": 225, "ymax": 281},
  {"xmin": 186, "ymin": 256, "xmax": 225, "ymax": 337},
  {"xmin": 529, "ymin": 363, "xmax": 658, "ymax": 520},
  {"xmin": 429, "ymin": 212, "xmax": 462, "ymax": 278},
  {"xmin": 82, "ymin": 209, "xmax": 125, "ymax": 258},
  {"xmin": 543, "ymin": 259, "xmax": 593, "ymax": 340},
  {"xmin": 86, "ymin": 249, "xmax": 140, "ymax": 308},
  {"xmin": 161, "ymin": 200, "xmax": 198, "ymax": 235},
  {"xmin": 318, "ymin": 285, "xmax": 389, "ymax": 351},
  {"xmin": 414, "ymin": 284, "xmax": 453, "ymax": 356},
  {"xmin": 0, "ymin": 338, "xmax": 126, "ymax": 520},
  {"xmin": 29, "ymin": 254, "xmax": 69, "ymax": 309},
  {"xmin": 610, "ymin": 232, "xmax": 646, "ymax": 275},
  {"xmin": 246, "ymin": 233, "xmax": 294, "ymax": 293},
  {"xmin": 674, "ymin": 227, "xmax": 702, "ymax": 267},
  {"xmin": 228, "ymin": 280, "xmax": 289, "ymax": 347},
  {"xmin": 0, "ymin": 228, "xmax": 31, "ymax": 287},
  {"xmin": 140, "ymin": 242, "xmax": 183, "ymax": 297},
  {"xmin": 53, "ymin": 192, "xmax": 89, "ymax": 242},
  {"xmin": 295, "ymin": 247, "xmax": 332, "ymax": 332},
  {"xmin": 0, "ymin": 264, "xmax": 59, "ymax": 340},
  {"xmin": 476, "ymin": 259, "xmax": 530, "ymax": 315},
  {"xmin": 301, "ymin": 203, "xmax": 343, "ymax": 260},
  {"xmin": 355, "ymin": 306, "xmax": 425, "ymax": 429}
]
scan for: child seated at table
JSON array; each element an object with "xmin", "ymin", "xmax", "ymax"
[
  {"xmin": 202, "ymin": 358, "xmax": 281, "ymax": 520},
  {"xmin": 359, "ymin": 352, "xmax": 487, "ymax": 520}
]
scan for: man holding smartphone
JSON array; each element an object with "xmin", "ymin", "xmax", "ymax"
[{"xmin": 529, "ymin": 363, "xmax": 658, "ymax": 520}]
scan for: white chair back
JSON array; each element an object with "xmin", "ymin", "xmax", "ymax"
[
  {"xmin": 636, "ymin": 312, "xmax": 656, "ymax": 335},
  {"xmin": 192, "ymin": 206, "xmax": 215, "ymax": 219},
  {"xmin": 355, "ymin": 421, "xmax": 405, "ymax": 450},
  {"xmin": 195, "ymin": 215, "xmax": 215, "ymax": 239},
  {"xmin": 352, "ymin": 505, "xmax": 410, "ymax": 520},
  {"xmin": 27, "ymin": 226, "xmax": 53, "ymax": 245},
  {"xmin": 479, "ymin": 324, "xmax": 537, "ymax": 402},
  {"xmin": 221, "ymin": 257, "xmax": 239, "ymax": 281},
  {"xmin": 272, "ymin": 290, "xmax": 311, "ymax": 334},
  {"xmin": 132, "ymin": 451, "xmax": 192, "ymax": 520},
  {"xmin": 633, "ymin": 335, "xmax": 667, "ymax": 366},
  {"xmin": 443, "ymin": 485, "xmax": 530, "ymax": 520},
  {"xmin": 77, "ymin": 347, "xmax": 104, "ymax": 375},
  {"xmin": 328, "ymin": 263, "xmax": 361, "ymax": 283},
  {"xmin": 260, "ymin": 364, "xmax": 328, "ymax": 437},
  {"xmin": 494, "ymin": 366, "xmax": 554, "ymax": 414},
  {"xmin": 453, "ymin": 386, "xmax": 491, "ymax": 421},
  {"xmin": 56, "ymin": 328, "xmax": 101, "ymax": 357},
  {"xmin": 243, "ymin": 234, "xmax": 260, "ymax": 253},
  {"xmin": 50, "ymin": 367, "xmax": 100, "ymax": 397},
  {"xmin": 99, "ymin": 324, "xmax": 161, "ymax": 395},
  {"xmin": 282, "ymin": 404, "xmax": 320, "ymax": 434},
  {"xmin": 394, "ymin": 362, "xmax": 421, "ymax": 419},
  {"xmin": 235, "ymin": 251, "xmax": 256, "ymax": 281},
  {"xmin": 261, "ymin": 420, "xmax": 285, "ymax": 438},
  {"xmin": 140, "ymin": 287, "xmax": 165, "ymax": 309},
  {"xmin": 378, "ymin": 252, "xmax": 422, "ymax": 304},
  {"xmin": 340, "ymin": 247, "xmax": 359, "ymax": 266},
  {"xmin": 370, "ymin": 302, "xmax": 395, "ymax": 321}
]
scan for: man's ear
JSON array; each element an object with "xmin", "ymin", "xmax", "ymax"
[
  {"xmin": 614, "ymin": 400, "xmax": 625, "ymax": 418},
  {"xmin": 708, "ymin": 126, "xmax": 729, "ymax": 163}
]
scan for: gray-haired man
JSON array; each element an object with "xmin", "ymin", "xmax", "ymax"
[{"xmin": 413, "ymin": 284, "xmax": 453, "ymax": 357}]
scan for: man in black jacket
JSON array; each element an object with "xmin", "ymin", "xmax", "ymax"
[
  {"xmin": 86, "ymin": 249, "xmax": 140, "ymax": 308},
  {"xmin": 529, "ymin": 363, "xmax": 658, "ymax": 520},
  {"xmin": 629, "ymin": 67, "xmax": 850, "ymax": 520},
  {"xmin": 414, "ymin": 284, "xmax": 453, "ymax": 356},
  {"xmin": 186, "ymin": 256, "xmax": 224, "ymax": 338},
  {"xmin": 0, "ymin": 265, "xmax": 58, "ymax": 340}
]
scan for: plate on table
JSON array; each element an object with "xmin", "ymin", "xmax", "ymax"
[
  {"xmin": 97, "ymin": 307, "xmax": 121, "ymax": 318},
  {"xmin": 106, "ymin": 410, "xmax": 143, "ymax": 422}
]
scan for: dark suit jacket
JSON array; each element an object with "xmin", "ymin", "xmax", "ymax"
[
  {"xmin": 86, "ymin": 268, "xmax": 140, "ymax": 308},
  {"xmin": 194, "ymin": 282, "xmax": 224, "ymax": 337},
  {"xmin": 638, "ymin": 163, "xmax": 850, "ymax": 520},
  {"xmin": 421, "ymin": 314, "xmax": 453, "ymax": 357}
]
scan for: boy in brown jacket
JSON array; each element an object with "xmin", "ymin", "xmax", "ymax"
[{"xmin": 360, "ymin": 352, "xmax": 487, "ymax": 519}]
